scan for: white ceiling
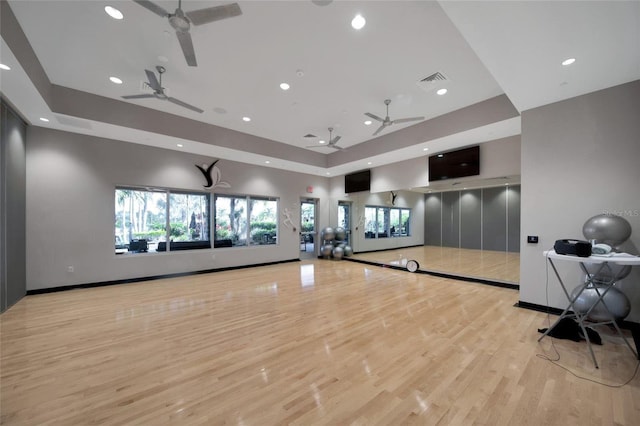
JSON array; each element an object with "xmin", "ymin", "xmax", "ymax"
[{"xmin": 2, "ymin": 0, "xmax": 639, "ymax": 185}]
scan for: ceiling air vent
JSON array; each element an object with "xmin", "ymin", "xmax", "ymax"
[{"xmin": 417, "ymin": 71, "xmax": 449, "ymax": 93}]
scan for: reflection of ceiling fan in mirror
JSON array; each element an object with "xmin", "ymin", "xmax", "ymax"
[
  {"xmin": 365, "ymin": 99, "xmax": 425, "ymax": 136},
  {"xmin": 122, "ymin": 66, "xmax": 204, "ymax": 113},
  {"xmin": 133, "ymin": 0, "xmax": 242, "ymax": 67},
  {"xmin": 307, "ymin": 127, "xmax": 345, "ymax": 150}
]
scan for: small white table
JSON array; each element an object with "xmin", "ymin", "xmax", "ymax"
[{"xmin": 539, "ymin": 250, "xmax": 640, "ymax": 368}]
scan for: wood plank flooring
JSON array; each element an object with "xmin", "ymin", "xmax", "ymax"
[
  {"xmin": 351, "ymin": 246, "xmax": 520, "ymax": 284},
  {"xmin": 1, "ymin": 260, "xmax": 638, "ymax": 425}
]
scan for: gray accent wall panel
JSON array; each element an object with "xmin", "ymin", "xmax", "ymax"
[
  {"xmin": 442, "ymin": 191, "xmax": 460, "ymax": 248},
  {"xmin": 460, "ymin": 189, "xmax": 482, "ymax": 249},
  {"xmin": 424, "ymin": 193, "xmax": 442, "ymax": 246},
  {"xmin": 507, "ymin": 186, "xmax": 521, "ymax": 252},
  {"xmin": 1, "ymin": 100, "xmax": 27, "ymax": 313},
  {"xmin": 482, "ymin": 187, "xmax": 507, "ymax": 251}
]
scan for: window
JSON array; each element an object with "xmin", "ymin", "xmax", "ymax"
[
  {"xmin": 115, "ymin": 187, "xmax": 210, "ymax": 254},
  {"xmin": 364, "ymin": 205, "xmax": 411, "ymax": 239},
  {"xmin": 214, "ymin": 194, "xmax": 278, "ymax": 247}
]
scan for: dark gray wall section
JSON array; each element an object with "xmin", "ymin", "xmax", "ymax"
[
  {"xmin": 424, "ymin": 185, "xmax": 520, "ymax": 252},
  {"xmin": 507, "ymin": 186, "xmax": 521, "ymax": 252},
  {"xmin": 442, "ymin": 191, "xmax": 460, "ymax": 247},
  {"xmin": 1, "ymin": 100, "xmax": 27, "ymax": 313},
  {"xmin": 424, "ymin": 193, "xmax": 442, "ymax": 245},
  {"xmin": 482, "ymin": 187, "xmax": 507, "ymax": 251},
  {"xmin": 460, "ymin": 189, "xmax": 482, "ymax": 249}
]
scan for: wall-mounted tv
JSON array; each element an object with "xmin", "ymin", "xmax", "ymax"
[
  {"xmin": 345, "ymin": 169, "xmax": 371, "ymax": 193},
  {"xmin": 429, "ymin": 145, "xmax": 480, "ymax": 181}
]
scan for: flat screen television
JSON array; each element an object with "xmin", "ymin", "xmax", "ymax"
[
  {"xmin": 429, "ymin": 145, "xmax": 480, "ymax": 181},
  {"xmin": 345, "ymin": 169, "xmax": 371, "ymax": 193}
]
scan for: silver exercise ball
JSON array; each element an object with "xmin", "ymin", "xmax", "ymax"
[
  {"xmin": 583, "ymin": 214, "xmax": 632, "ymax": 247},
  {"xmin": 334, "ymin": 227, "xmax": 346, "ymax": 241},
  {"xmin": 582, "ymin": 263, "xmax": 632, "ymax": 283},
  {"xmin": 570, "ymin": 283, "xmax": 631, "ymax": 322},
  {"xmin": 343, "ymin": 246, "xmax": 353, "ymax": 257},
  {"xmin": 322, "ymin": 227, "xmax": 335, "ymax": 242},
  {"xmin": 321, "ymin": 244, "xmax": 333, "ymax": 258},
  {"xmin": 332, "ymin": 246, "xmax": 344, "ymax": 260}
]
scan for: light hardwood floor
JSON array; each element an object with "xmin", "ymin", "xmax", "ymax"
[
  {"xmin": 351, "ymin": 246, "xmax": 520, "ymax": 284},
  {"xmin": 1, "ymin": 260, "xmax": 638, "ymax": 425}
]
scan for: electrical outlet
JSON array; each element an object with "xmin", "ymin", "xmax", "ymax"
[
  {"xmin": 527, "ymin": 236, "xmax": 539, "ymax": 244},
  {"xmin": 67, "ymin": 265, "xmax": 74, "ymax": 273}
]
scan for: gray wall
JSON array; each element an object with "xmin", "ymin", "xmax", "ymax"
[
  {"xmin": 1, "ymin": 100, "xmax": 27, "ymax": 312},
  {"xmin": 519, "ymin": 80, "xmax": 640, "ymax": 322},
  {"xmin": 424, "ymin": 185, "xmax": 521, "ymax": 253},
  {"xmin": 26, "ymin": 127, "xmax": 332, "ymax": 291}
]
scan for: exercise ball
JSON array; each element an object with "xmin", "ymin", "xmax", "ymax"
[
  {"xmin": 343, "ymin": 246, "xmax": 353, "ymax": 257},
  {"xmin": 582, "ymin": 263, "xmax": 632, "ymax": 283},
  {"xmin": 335, "ymin": 227, "xmax": 347, "ymax": 241},
  {"xmin": 332, "ymin": 246, "xmax": 344, "ymax": 260},
  {"xmin": 322, "ymin": 227, "xmax": 335, "ymax": 242},
  {"xmin": 583, "ymin": 214, "xmax": 632, "ymax": 247},
  {"xmin": 570, "ymin": 283, "xmax": 631, "ymax": 322},
  {"xmin": 321, "ymin": 244, "xmax": 333, "ymax": 258}
]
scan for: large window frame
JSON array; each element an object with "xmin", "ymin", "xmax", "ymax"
[
  {"xmin": 115, "ymin": 186, "xmax": 211, "ymax": 254},
  {"xmin": 213, "ymin": 194, "xmax": 279, "ymax": 248},
  {"xmin": 364, "ymin": 205, "xmax": 411, "ymax": 239}
]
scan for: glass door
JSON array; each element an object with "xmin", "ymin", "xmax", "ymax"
[
  {"xmin": 338, "ymin": 201, "xmax": 351, "ymax": 245},
  {"xmin": 300, "ymin": 199, "xmax": 317, "ymax": 257}
]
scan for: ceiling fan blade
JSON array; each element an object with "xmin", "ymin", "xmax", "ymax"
[
  {"xmin": 133, "ymin": 0, "xmax": 169, "ymax": 17},
  {"xmin": 365, "ymin": 112, "xmax": 384, "ymax": 122},
  {"xmin": 330, "ymin": 135, "xmax": 341, "ymax": 145},
  {"xmin": 145, "ymin": 69, "xmax": 162, "ymax": 92},
  {"xmin": 176, "ymin": 30, "xmax": 197, "ymax": 67},
  {"xmin": 122, "ymin": 94, "xmax": 155, "ymax": 99},
  {"xmin": 372, "ymin": 124, "xmax": 387, "ymax": 136},
  {"xmin": 168, "ymin": 97, "xmax": 204, "ymax": 113},
  {"xmin": 186, "ymin": 3, "xmax": 242, "ymax": 26},
  {"xmin": 392, "ymin": 116, "xmax": 425, "ymax": 124}
]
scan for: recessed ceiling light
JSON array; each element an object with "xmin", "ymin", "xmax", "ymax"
[
  {"xmin": 39, "ymin": 117, "xmax": 49, "ymax": 122},
  {"xmin": 242, "ymin": 116, "xmax": 251, "ymax": 122},
  {"xmin": 280, "ymin": 83, "xmax": 290, "ymax": 91},
  {"xmin": 437, "ymin": 154, "xmax": 443, "ymax": 158},
  {"xmin": 265, "ymin": 160, "xmax": 270, "ymax": 164},
  {"xmin": 0, "ymin": 63, "xmax": 10, "ymax": 70},
  {"xmin": 351, "ymin": 14, "xmax": 366, "ymax": 30},
  {"xmin": 157, "ymin": 55, "xmax": 169, "ymax": 63},
  {"xmin": 319, "ymin": 140, "xmax": 326, "ymax": 144},
  {"xmin": 364, "ymin": 120, "xmax": 372, "ymax": 126},
  {"xmin": 326, "ymin": 172, "xmax": 331, "ymax": 175},
  {"xmin": 104, "ymin": 6, "xmax": 123, "ymax": 20},
  {"xmin": 562, "ymin": 58, "xmax": 576, "ymax": 66},
  {"xmin": 109, "ymin": 76, "xmax": 123, "ymax": 84},
  {"xmin": 436, "ymin": 88, "xmax": 447, "ymax": 95},
  {"xmin": 176, "ymin": 143, "xmax": 183, "ymax": 147},
  {"xmin": 367, "ymin": 162, "xmax": 372, "ymax": 165},
  {"xmin": 423, "ymin": 148, "xmax": 429, "ymax": 151}
]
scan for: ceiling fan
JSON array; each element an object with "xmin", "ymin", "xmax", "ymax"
[
  {"xmin": 132, "ymin": 0, "xmax": 242, "ymax": 67},
  {"xmin": 365, "ymin": 99, "xmax": 425, "ymax": 136},
  {"xmin": 307, "ymin": 127, "xmax": 345, "ymax": 150},
  {"xmin": 122, "ymin": 66, "xmax": 204, "ymax": 113}
]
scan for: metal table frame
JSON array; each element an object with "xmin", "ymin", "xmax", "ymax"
[{"xmin": 539, "ymin": 250, "xmax": 640, "ymax": 368}]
